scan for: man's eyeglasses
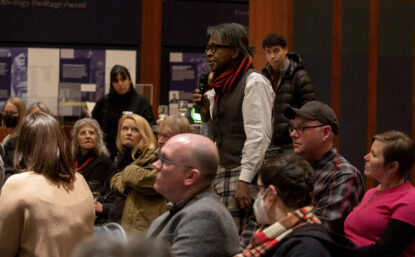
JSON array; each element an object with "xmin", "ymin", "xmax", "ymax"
[
  {"xmin": 288, "ymin": 124, "xmax": 325, "ymax": 135},
  {"xmin": 205, "ymin": 43, "xmax": 233, "ymax": 54},
  {"xmin": 156, "ymin": 152, "xmax": 193, "ymax": 169}
]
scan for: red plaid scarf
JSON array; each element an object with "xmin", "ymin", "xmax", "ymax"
[
  {"xmin": 236, "ymin": 206, "xmax": 320, "ymax": 257},
  {"xmin": 211, "ymin": 56, "xmax": 253, "ymax": 106}
]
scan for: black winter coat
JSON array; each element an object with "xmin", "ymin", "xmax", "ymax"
[
  {"xmin": 3, "ymin": 137, "xmax": 16, "ymax": 181},
  {"xmin": 262, "ymin": 53, "xmax": 316, "ymax": 147}
]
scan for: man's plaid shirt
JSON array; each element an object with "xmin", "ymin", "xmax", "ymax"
[{"xmin": 312, "ymin": 147, "xmax": 365, "ymax": 234}]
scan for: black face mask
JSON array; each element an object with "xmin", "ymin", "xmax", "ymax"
[{"xmin": 3, "ymin": 114, "xmax": 18, "ymax": 128}]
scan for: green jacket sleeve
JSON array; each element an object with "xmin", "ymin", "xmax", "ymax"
[{"xmin": 111, "ymin": 148, "xmax": 158, "ymax": 196}]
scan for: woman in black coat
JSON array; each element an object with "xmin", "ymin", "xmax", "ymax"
[{"xmin": 92, "ymin": 65, "xmax": 155, "ymax": 160}]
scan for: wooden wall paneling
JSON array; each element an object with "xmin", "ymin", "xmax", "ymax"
[
  {"xmin": 249, "ymin": 0, "xmax": 266, "ymax": 71},
  {"xmin": 366, "ymin": 0, "xmax": 378, "ymax": 190},
  {"xmin": 141, "ymin": 0, "xmax": 163, "ymax": 116},
  {"xmin": 249, "ymin": 0, "xmax": 293, "ymax": 72},
  {"xmin": 331, "ymin": 0, "xmax": 342, "ymax": 148}
]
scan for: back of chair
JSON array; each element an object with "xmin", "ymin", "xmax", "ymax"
[{"xmin": 94, "ymin": 222, "xmax": 127, "ymax": 242}]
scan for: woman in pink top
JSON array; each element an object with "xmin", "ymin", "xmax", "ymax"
[
  {"xmin": 344, "ymin": 130, "xmax": 415, "ymax": 257},
  {"xmin": 0, "ymin": 112, "xmax": 95, "ymax": 257}
]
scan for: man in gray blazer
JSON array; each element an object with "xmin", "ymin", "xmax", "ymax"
[{"xmin": 147, "ymin": 133, "xmax": 241, "ymax": 257}]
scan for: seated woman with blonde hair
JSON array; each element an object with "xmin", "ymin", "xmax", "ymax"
[
  {"xmin": 0, "ymin": 112, "xmax": 95, "ymax": 257},
  {"xmin": 345, "ymin": 130, "xmax": 415, "ymax": 257},
  {"xmin": 109, "ymin": 114, "xmax": 166, "ymax": 232}
]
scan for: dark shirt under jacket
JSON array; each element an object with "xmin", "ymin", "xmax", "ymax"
[
  {"xmin": 3, "ymin": 137, "xmax": 16, "ymax": 181},
  {"xmin": 96, "ymin": 148, "xmax": 137, "ymax": 224},
  {"xmin": 76, "ymin": 151, "xmax": 112, "ymax": 186}
]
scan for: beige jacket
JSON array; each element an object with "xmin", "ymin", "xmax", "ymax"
[
  {"xmin": 0, "ymin": 172, "xmax": 95, "ymax": 257},
  {"xmin": 111, "ymin": 147, "xmax": 167, "ymax": 232}
]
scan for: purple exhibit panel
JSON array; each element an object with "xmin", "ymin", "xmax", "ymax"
[
  {"xmin": 0, "ymin": 57, "xmax": 11, "ymax": 101},
  {"xmin": 59, "ymin": 49, "xmax": 106, "ymax": 102},
  {"xmin": 0, "ymin": 48, "xmax": 28, "ymax": 99},
  {"xmin": 168, "ymin": 52, "xmax": 209, "ymax": 102},
  {"xmin": 74, "ymin": 49, "xmax": 105, "ymax": 102}
]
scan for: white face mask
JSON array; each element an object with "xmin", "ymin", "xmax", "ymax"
[{"xmin": 253, "ymin": 188, "xmax": 271, "ymax": 225}]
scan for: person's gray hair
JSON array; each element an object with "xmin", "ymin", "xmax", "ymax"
[
  {"xmin": 207, "ymin": 23, "xmax": 253, "ymax": 57},
  {"xmin": 25, "ymin": 101, "xmax": 51, "ymax": 116},
  {"xmin": 158, "ymin": 114, "xmax": 193, "ymax": 136},
  {"xmin": 71, "ymin": 118, "xmax": 109, "ymax": 157}
]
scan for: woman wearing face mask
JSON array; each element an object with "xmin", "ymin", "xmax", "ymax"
[
  {"xmin": 92, "ymin": 65, "xmax": 156, "ymax": 160},
  {"xmin": 2, "ymin": 97, "xmax": 25, "ymax": 146},
  {"xmin": 2, "ymin": 97, "xmax": 26, "ymax": 181},
  {"xmin": 237, "ymin": 154, "xmax": 356, "ymax": 257}
]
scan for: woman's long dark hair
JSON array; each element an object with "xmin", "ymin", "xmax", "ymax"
[{"xmin": 14, "ymin": 112, "xmax": 75, "ymax": 184}]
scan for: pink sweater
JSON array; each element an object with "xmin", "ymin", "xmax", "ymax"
[{"xmin": 345, "ymin": 181, "xmax": 415, "ymax": 257}]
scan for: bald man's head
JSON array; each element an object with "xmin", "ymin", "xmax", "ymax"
[
  {"xmin": 167, "ymin": 134, "xmax": 219, "ymax": 183},
  {"xmin": 153, "ymin": 134, "xmax": 219, "ymax": 202}
]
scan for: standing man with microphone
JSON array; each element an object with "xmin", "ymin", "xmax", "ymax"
[{"xmin": 193, "ymin": 23, "xmax": 274, "ymax": 232}]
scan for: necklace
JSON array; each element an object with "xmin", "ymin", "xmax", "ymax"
[{"xmin": 377, "ymin": 178, "xmax": 405, "ymax": 191}]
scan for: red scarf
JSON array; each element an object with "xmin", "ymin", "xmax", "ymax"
[
  {"xmin": 236, "ymin": 206, "xmax": 320, "ymax": 257},
  {"xmin": 211, "ymin": 56, "xmax": 253, "ymax": 106},
  {"xmin": 75, "ymin": 156, "xmax": 94, "ymax": 172}
]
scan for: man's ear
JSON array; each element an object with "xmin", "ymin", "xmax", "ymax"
[
  {"xmin": 231, "ymin": 48, "xmax": 240, "ymax": 59},
  {"xmin": 184, "ymin": 168, "xmax": 201, "ymax": 186},
  {"xmin": 322, "ymin": 125, "xmax": 332, "ymax": 141}
]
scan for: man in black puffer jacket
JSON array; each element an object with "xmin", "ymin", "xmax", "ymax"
[{"xmin": 262, "ymin": 33, "xmax": 316, "ymax": 153}]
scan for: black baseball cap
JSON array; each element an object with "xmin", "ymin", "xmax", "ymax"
[{"xmin": 284, "ymin": 101, "xmax": 339, "ymax": 135}]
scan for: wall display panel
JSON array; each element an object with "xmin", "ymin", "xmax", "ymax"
[
  {"xmin": 59, "ymin": 48, "xmax": 137, "ymax": 117},
  {"xmin": 162, "ymin": 0, "xmax": 249, "ymax": 47},
  {"xmin": 377, "ymin": 0, "xmax": 414, "ymax": 135},
  {"xmin": 0, "ymin": 47, "xmax": 27, "ymax": 101},
  {"xmin": 340, "ymin": 0, "xmax": 370, "ymax": 171},
  {"xmin": 0, "ymin": 0, "xmax": 141, "ymax": 46},
  {"xmin": 27, "ymin": 48, "xmax": 60, "ymax": 115},
  {"xmin": 293, "ymin": 0, "xmax": 332, "ymax": 104},
  {"xmin": 59, "ymin": 49, "xmax": 106, "ymax": 116},
  {"xmin": 0, "ymin": 47, "xmax": 136, "ymax": 116},
  {"xmin": 167, "ymin": 51, "xmax": 209, "ymax": 115}
]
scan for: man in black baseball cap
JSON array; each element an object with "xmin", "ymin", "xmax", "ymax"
[
  {"xmin": 284, "ymin": 101, "xmax": 364, "ymax": 235},
  {"xmin": 284, "ymin": 101, "xmax": 339, "ymax": 135}
]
